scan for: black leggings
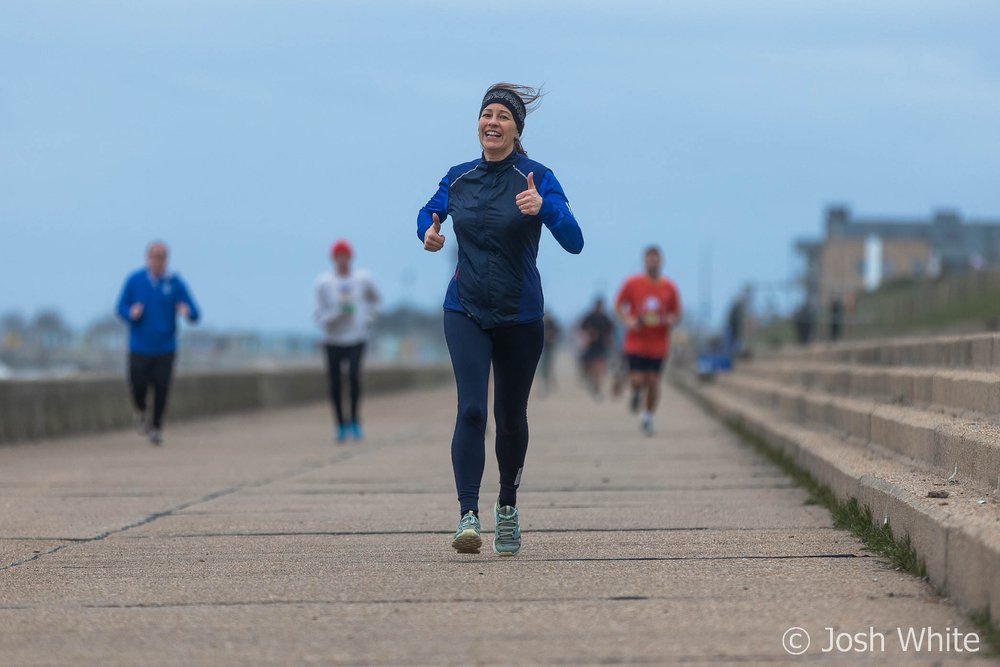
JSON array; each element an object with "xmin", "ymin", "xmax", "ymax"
[
  {"xmin": 128, "ymin": 352, "xmax": 175, "ymax": 429},
  {"xmin": 324, "ymin": 343, "xmax": 365, "ymax": 426},
  {"xmin": 444, "ymin": 312, "xmax": 544, "ymax": 515}
]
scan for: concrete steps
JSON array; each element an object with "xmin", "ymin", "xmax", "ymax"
[
  {"xmin": 673, "ymin": 333, "xmax": 1000, "ymax": 627},
  {"xmin": 679, "ymin": 379, "xmax": 1000, "ymax": 621},
  {"xmin": 743, "ymin": 360, "xmax": 1000, "ymax": 417},
  {"xmin": 760, "ymin": 333, "xmax": 1000, "ymax": 369},
  {"xmin": 716, "ymin": 372, "xmax": 1000, "ymax": 491}
]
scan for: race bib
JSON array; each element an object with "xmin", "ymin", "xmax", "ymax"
[
  {"xmin": 641, "ymin": 296, "xmax": 662, "ymax": 326},
  {"xmin": 338, "ymin": 285, "xmax": 356, "ymax": 316}
]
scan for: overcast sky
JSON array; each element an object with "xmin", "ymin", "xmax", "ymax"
[{"xmin": 3, "ymin": 0, "xmax": 999, "ymax": 333}]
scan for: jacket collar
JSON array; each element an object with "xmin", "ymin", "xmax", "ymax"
[
  {"xmin": 480, "ymin": 150, "xmax": 518, "ymax": 172},
  {"xmin": 146, "ymin": 270, "xmax": 172, "ymax": 285}
]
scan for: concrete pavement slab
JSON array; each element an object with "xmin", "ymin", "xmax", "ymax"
[
  {"xmin": 0, "ymin": 369, "xmax": 994, "ymax": 664},
  {"xmin": 0, "ymin": 496, "xmax": 192, "ymax": 540},
  {"xmin": 120, "ymin": 486, "xmax": 831, "ymax": 538}
]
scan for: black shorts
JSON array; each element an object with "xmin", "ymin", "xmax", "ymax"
[
  {"xmin": 626, "ymin": 354, "xmax": 664, "ymax": 373},
  {"xmin": 581, "ymin": 343, "xmax": 608, "ymax": 364}
]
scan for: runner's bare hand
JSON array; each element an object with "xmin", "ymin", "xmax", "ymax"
[
  {"xmin": 516, "ymin": 172, "xmax": 543, "ymax": 216},
  {"xmin": 424, "ymin": 213, "xmax": 445, "ymax": 252}
]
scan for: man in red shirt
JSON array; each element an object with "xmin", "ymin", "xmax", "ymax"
[{"xmin": 614, "ymin": 246, "xmax": 682, "ymax": 435}]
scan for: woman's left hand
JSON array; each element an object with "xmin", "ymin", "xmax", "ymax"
[{"xmin": 516, "ymin": 172, "xmax": 543, "ymax": 216}]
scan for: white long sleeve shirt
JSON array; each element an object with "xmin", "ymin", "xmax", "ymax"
[{"xmin": 313, "ymin": 269, "xmax": 378, "ymax": 345}]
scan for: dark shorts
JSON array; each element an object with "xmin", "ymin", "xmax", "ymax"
[
  {"xmin": 626, "ymin": 354, "xmax": 664, "ymax": 373},
  {"xmin": 581, "ymin": 342, "xmax": 608, "ymax": 364}
]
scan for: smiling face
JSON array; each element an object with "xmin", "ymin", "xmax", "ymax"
[{"xmin": 478, "ymin": 103, "xmax": 518, "ymax": 160}]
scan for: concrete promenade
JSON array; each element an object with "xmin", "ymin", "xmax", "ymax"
[{"xmin": 0, "ymin": 374, "xmax": 994, "ymax": 665}]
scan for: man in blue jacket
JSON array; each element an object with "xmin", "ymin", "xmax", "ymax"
[{"xmin": 116, "ymin": 241, "xmax": 200, "ymax": 445}]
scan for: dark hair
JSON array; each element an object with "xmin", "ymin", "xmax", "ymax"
[
  {"xmin": 483, "ymin": 82, "xmax": 543, "ymax": 156},
  {"xmin": 644, "ymin": 245, "xmax": 662, "ymax": 257}
]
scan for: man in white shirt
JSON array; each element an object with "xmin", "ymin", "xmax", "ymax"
[{"xmin": 314, "ymin": 240, "xmax": 379, "ymax": 442}]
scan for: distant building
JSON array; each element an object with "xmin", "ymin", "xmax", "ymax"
[{"xmin": 796, "ymin": 205, "xmax": 1000, "ymax": 306}]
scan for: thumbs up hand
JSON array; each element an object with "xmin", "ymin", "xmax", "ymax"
[
  {"xmin": 423, "ymin": 213, "xmax": 446, "ymax": 252},
  {"xmin": 516, "ymin": 172, "xmax": 543, "ymax": 216}
]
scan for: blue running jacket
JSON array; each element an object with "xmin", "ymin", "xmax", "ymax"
[
  {"xmin": 417, "ymin": 152, "xmax": 583, "ymax": 329},
  {"xmin": 116, "ymin": 269, "xmax": 200, "ymax": 355}
]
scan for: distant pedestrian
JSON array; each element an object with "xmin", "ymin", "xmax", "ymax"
[
  {"xmin": 829, "ymin": 297, "xmax": 843, "ymax": 341},
  {"xmin": 726, "ymin": 286, "xmax": 750, "ymax": 355},
  {"xmin": 418, "ymin": 82, "xmax": 584, "ymax": 556},
  {"xmin": 794, "ymin": 301, "xmax": 815, "ymax": 345},
  {"xmin": 115, "ymin": 241, "xmax": 200, "ymax": 446},
  {"xmin": 578, "ymin": 297, "xmax": 615, "ymax": 399},
  {"xmin": 314, "ymin": 240, "xmax": 379, "ymax": 443},
  {"xmin": 539, "ymin": 310, "xmax": 562, "ymax": 394},
  {"xmin": 614, "ymin": 245, "xmax": 682, "ymax": 436}
]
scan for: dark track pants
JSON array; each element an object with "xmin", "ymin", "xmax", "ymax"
[
  {"xmin": 324, "ymin": 343, "xmax": 365, "ymax": 427},
  {"xmin": 128, "ymin": 352, "xmax": 175, "ymax": 429},
  {"xmin": 444, "ymin": 312, "xmax": 544, "ymax": 515}
]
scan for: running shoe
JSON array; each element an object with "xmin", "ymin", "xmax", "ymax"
[
  {"xmin": 452, "ymin": 511, "xmax": 481, "ymax": 554},
  {"xmin": 350, "ymin": 422, "xmax": 363, "ymax": 441},
  {"xmin": 336, "ymin": 425, "xmax": 349, "ymax": 443},
  {"xmin": 133, "ymin": 410, "xmax": 148, "ymax": 435},
  {"xmin": 640, "ymin": 414, "xmax": 654, "ymax": 436},
  {"xmin": 492, "ymin": 502, "xmax": 522, "ymax": 556},
  {"xmin": 148, "ymin": 428, "xmax": 163, "ymax": 446}
]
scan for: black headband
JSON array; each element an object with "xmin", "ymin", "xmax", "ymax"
[{"xmin": 480, "ymin": 89, "xmax": 526, "ymax": 135}]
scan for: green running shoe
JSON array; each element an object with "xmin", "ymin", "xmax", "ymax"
[
  {"xmin": 451, "ymin": 510, "xmax": 482, "ymax": 554},
  {"xmin": 492, "ymin": 502, "xmax": 521, "ymax": 556}
]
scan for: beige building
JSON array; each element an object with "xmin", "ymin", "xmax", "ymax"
[
  {"xmin": 818, "ymin": 237, "xmax": 933, "ymax": 303},
  {"xmin": 797, "ymin": 206, "xmax": 1000, "ymax": 308}
]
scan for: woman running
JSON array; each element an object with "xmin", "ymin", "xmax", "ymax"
[{"xmin": 417, "ymin": 82, "xmax": 584, "ymax": 555}]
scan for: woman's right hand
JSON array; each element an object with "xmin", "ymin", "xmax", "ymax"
[{"xmin": 424, "ymin": 213, "xmax": 445, "ymax": 252}]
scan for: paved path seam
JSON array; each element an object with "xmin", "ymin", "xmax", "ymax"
[{"xmin": 1, "ymin": 449, "xmax": 364, "ymax": 571}]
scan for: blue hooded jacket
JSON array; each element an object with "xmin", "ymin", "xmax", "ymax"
[
  {"xmin": 116, "ymin": 269, "xmax": 200, "ymax": 355},
  {"xmin": 417, "ymin": 152, "xmax": 583, "ymax": 329}
]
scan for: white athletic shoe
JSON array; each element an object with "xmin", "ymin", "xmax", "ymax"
[
  {"xmin": 133, "ymin": 411, "xmax": 149, "ymax": 435},
  {"xmin": 640, "ymin": 414, "xmax": 654, "ymax": 436}
]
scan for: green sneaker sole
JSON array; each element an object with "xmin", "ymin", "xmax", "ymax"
[
  {"xmin": 451, "ymin": 528, "xmax": 482, "ymax": 554},
  {"xmin": 492, "ymin": 541, "xmax": 520, "ymax": 557}
]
